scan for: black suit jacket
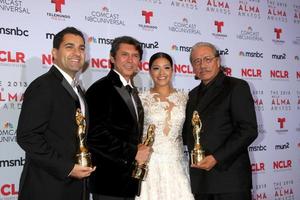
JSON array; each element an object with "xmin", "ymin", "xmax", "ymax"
[
  {"xmin": 85, "ymin": 70, "xmax": 143, "ymax": 197},
  {"xmin": 17, "ymin": 66, "xmax": 87, "ymax": 200},
  {"xmin": 183, "ymin": 72, "xmax": 258, "ymax": 194}
]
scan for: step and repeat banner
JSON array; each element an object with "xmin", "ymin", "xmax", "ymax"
[{"xmin": 1, "ymin": 0, "xmax": 300, "ymax": 199}]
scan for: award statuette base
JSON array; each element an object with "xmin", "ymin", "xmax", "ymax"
[
  {"xmin": 76, "ymin": 152, "xmax": 92, "ymax": 167},
  {"xmin": 132, "ymin": 124, "xmax": 155, "ymax": 181},
  {"xmin": 191, "ymin": 149, "xmax": 205, "ymax": 165},
  {"xmin": 132, "ymin": 163, "xmax": 148, "ymax": 181}
]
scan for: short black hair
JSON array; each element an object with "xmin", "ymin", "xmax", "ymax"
[
  {"xmin": 53, "ymin": 27, "xmax": 85, "ymax": 49},
  {"xmin": 110, "ymin": 36, "xmax": 143, "ymax": 61},
  {"xmin": 149, "ymin": 52, "xmax": 173, "ymax": 69}
]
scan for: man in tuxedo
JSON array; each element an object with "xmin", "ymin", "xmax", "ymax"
[
  {"xmin": 17, "ymin": 27, "xmax": 95, "ymax": 200},
  {"xmin": 182, "ymin": 42, "xmax": 258, "ymax": 200},
  {"xmin": 86, "ymin": 36, "xmax": 151, "ymax": 200}
]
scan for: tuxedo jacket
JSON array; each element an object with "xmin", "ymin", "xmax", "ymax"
[
  {"xmin": 16, "ymin": 66, "xmax": 88, "ymax": 200},
  {"xmin": 183, "ymin": 72, "xmax": 258, "ymax": 194},
  {"xmin": 85, "ymin": 70, "xmax": 144, "ymax": 197}
]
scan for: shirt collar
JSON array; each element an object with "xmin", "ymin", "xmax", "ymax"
[
  {"xmin": 113, "ymin": 69, "xmax": 133, "ymax": 87},
  {"xmin": 53, "ymin": 64, "xmax": 76, "ymax": 87}
]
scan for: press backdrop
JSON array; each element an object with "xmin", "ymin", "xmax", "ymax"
[{"xmin": 0, "ymin": 0, "xmax": 300, "ymax": 199}]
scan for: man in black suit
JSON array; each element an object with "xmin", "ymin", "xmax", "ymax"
[
  {"xmin": 17, "ymin": 27, "xmax": 95, "ymax": 200},
  {"xmin": 86, "ymin": 36, "xmax": 151, "ymax": 200},
  {"xmin": 182, "ymin": 42, "xmax": 258, "ymax": 200}
]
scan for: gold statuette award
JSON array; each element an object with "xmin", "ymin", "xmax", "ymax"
[
  {"xmin": 191, "ymin": 111, "xmax": 205, "ymax": 165},
  {"xmin": 75, "ymin": 108, "xmax": 92, "ymax": 167},
  {"xmin": 132, "ymin": 124, "xmax": 155, "ymax": 181}
]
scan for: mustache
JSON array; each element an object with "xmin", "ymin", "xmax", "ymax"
[
  {"xmin": 198, "ymin": 67, "xmax": 212, "ymax": 72},
  {"xmin": 194, "ymin": 67, "xmax": 212, "ymax": 80}
]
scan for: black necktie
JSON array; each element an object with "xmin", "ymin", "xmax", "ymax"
[
  {"xmin": 132, "ymin": 87, "xmax": 143, "ymax": 121},
  {"xmin": 125, "ymin": 85, "xmax": 143, "ymax": 121},
  {"xmin": 132, "ymin": 87, "xmax": 144, "ymax": 142},
  {"xmin": 125, "ymin": 85, "xmax": 132, "ymax": 94},
  {"xmin": 71, "ymin": 79, "xmax": 80, "ymax": 108},
  {"xmin": 76, "ymin": 85, "xmax": 87, "ymax": 116},
  {"xmin": 76, "ymin": 85, "xmax": 84, "ymax": 97}
]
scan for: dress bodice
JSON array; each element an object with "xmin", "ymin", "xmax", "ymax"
[{"xmin": 139, "ymin": 90, "xmax": 188, "ymax": 159}]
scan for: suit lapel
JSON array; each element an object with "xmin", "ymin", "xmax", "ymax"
[
  {"xmin": 114, "ymin": 86, "xmax": 138, "ymax": 122},
  {"xmin": 197, "ymin": 85, "xmax": 224, "ymax": 114},
  {"xmin": 61, "ymin": 79, "xmax": 80, "ymax": 104},
  {"xmin": 108, "ymin": 70, "xmax": 138, "ymax": 123},
  {"xmin": 50, "ymin": 66, "xmax": 80, "ymax": 105},
  {"xmin": 195, "ymin": 72, "xmax": 226, "ymax": 114}
]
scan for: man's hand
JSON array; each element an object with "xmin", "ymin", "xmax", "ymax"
[
  {"xmin": 191, "ymin": 155, "xmax": 217, "ymax": 171},
  {"xmin": 69, "ymin": 164, "xmax": 96, "ymax": 179},
  {"xmin": 135, "ymin": 144, "xmax": 152, "ymax": 165}
]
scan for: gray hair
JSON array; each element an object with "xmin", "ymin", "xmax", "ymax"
[{"xmin": 189, "ymin": 42, "xmax": 220, "ymax": 64}]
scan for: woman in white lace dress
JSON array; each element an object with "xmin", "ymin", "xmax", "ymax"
[{"xmin": 136, "ymin": 52, "xmax": 194, "ymax": 200}]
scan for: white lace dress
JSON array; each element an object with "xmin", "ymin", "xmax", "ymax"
[{"xmin": 136, "ymin": 90, "xmax": 194, "ymax": 200}]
